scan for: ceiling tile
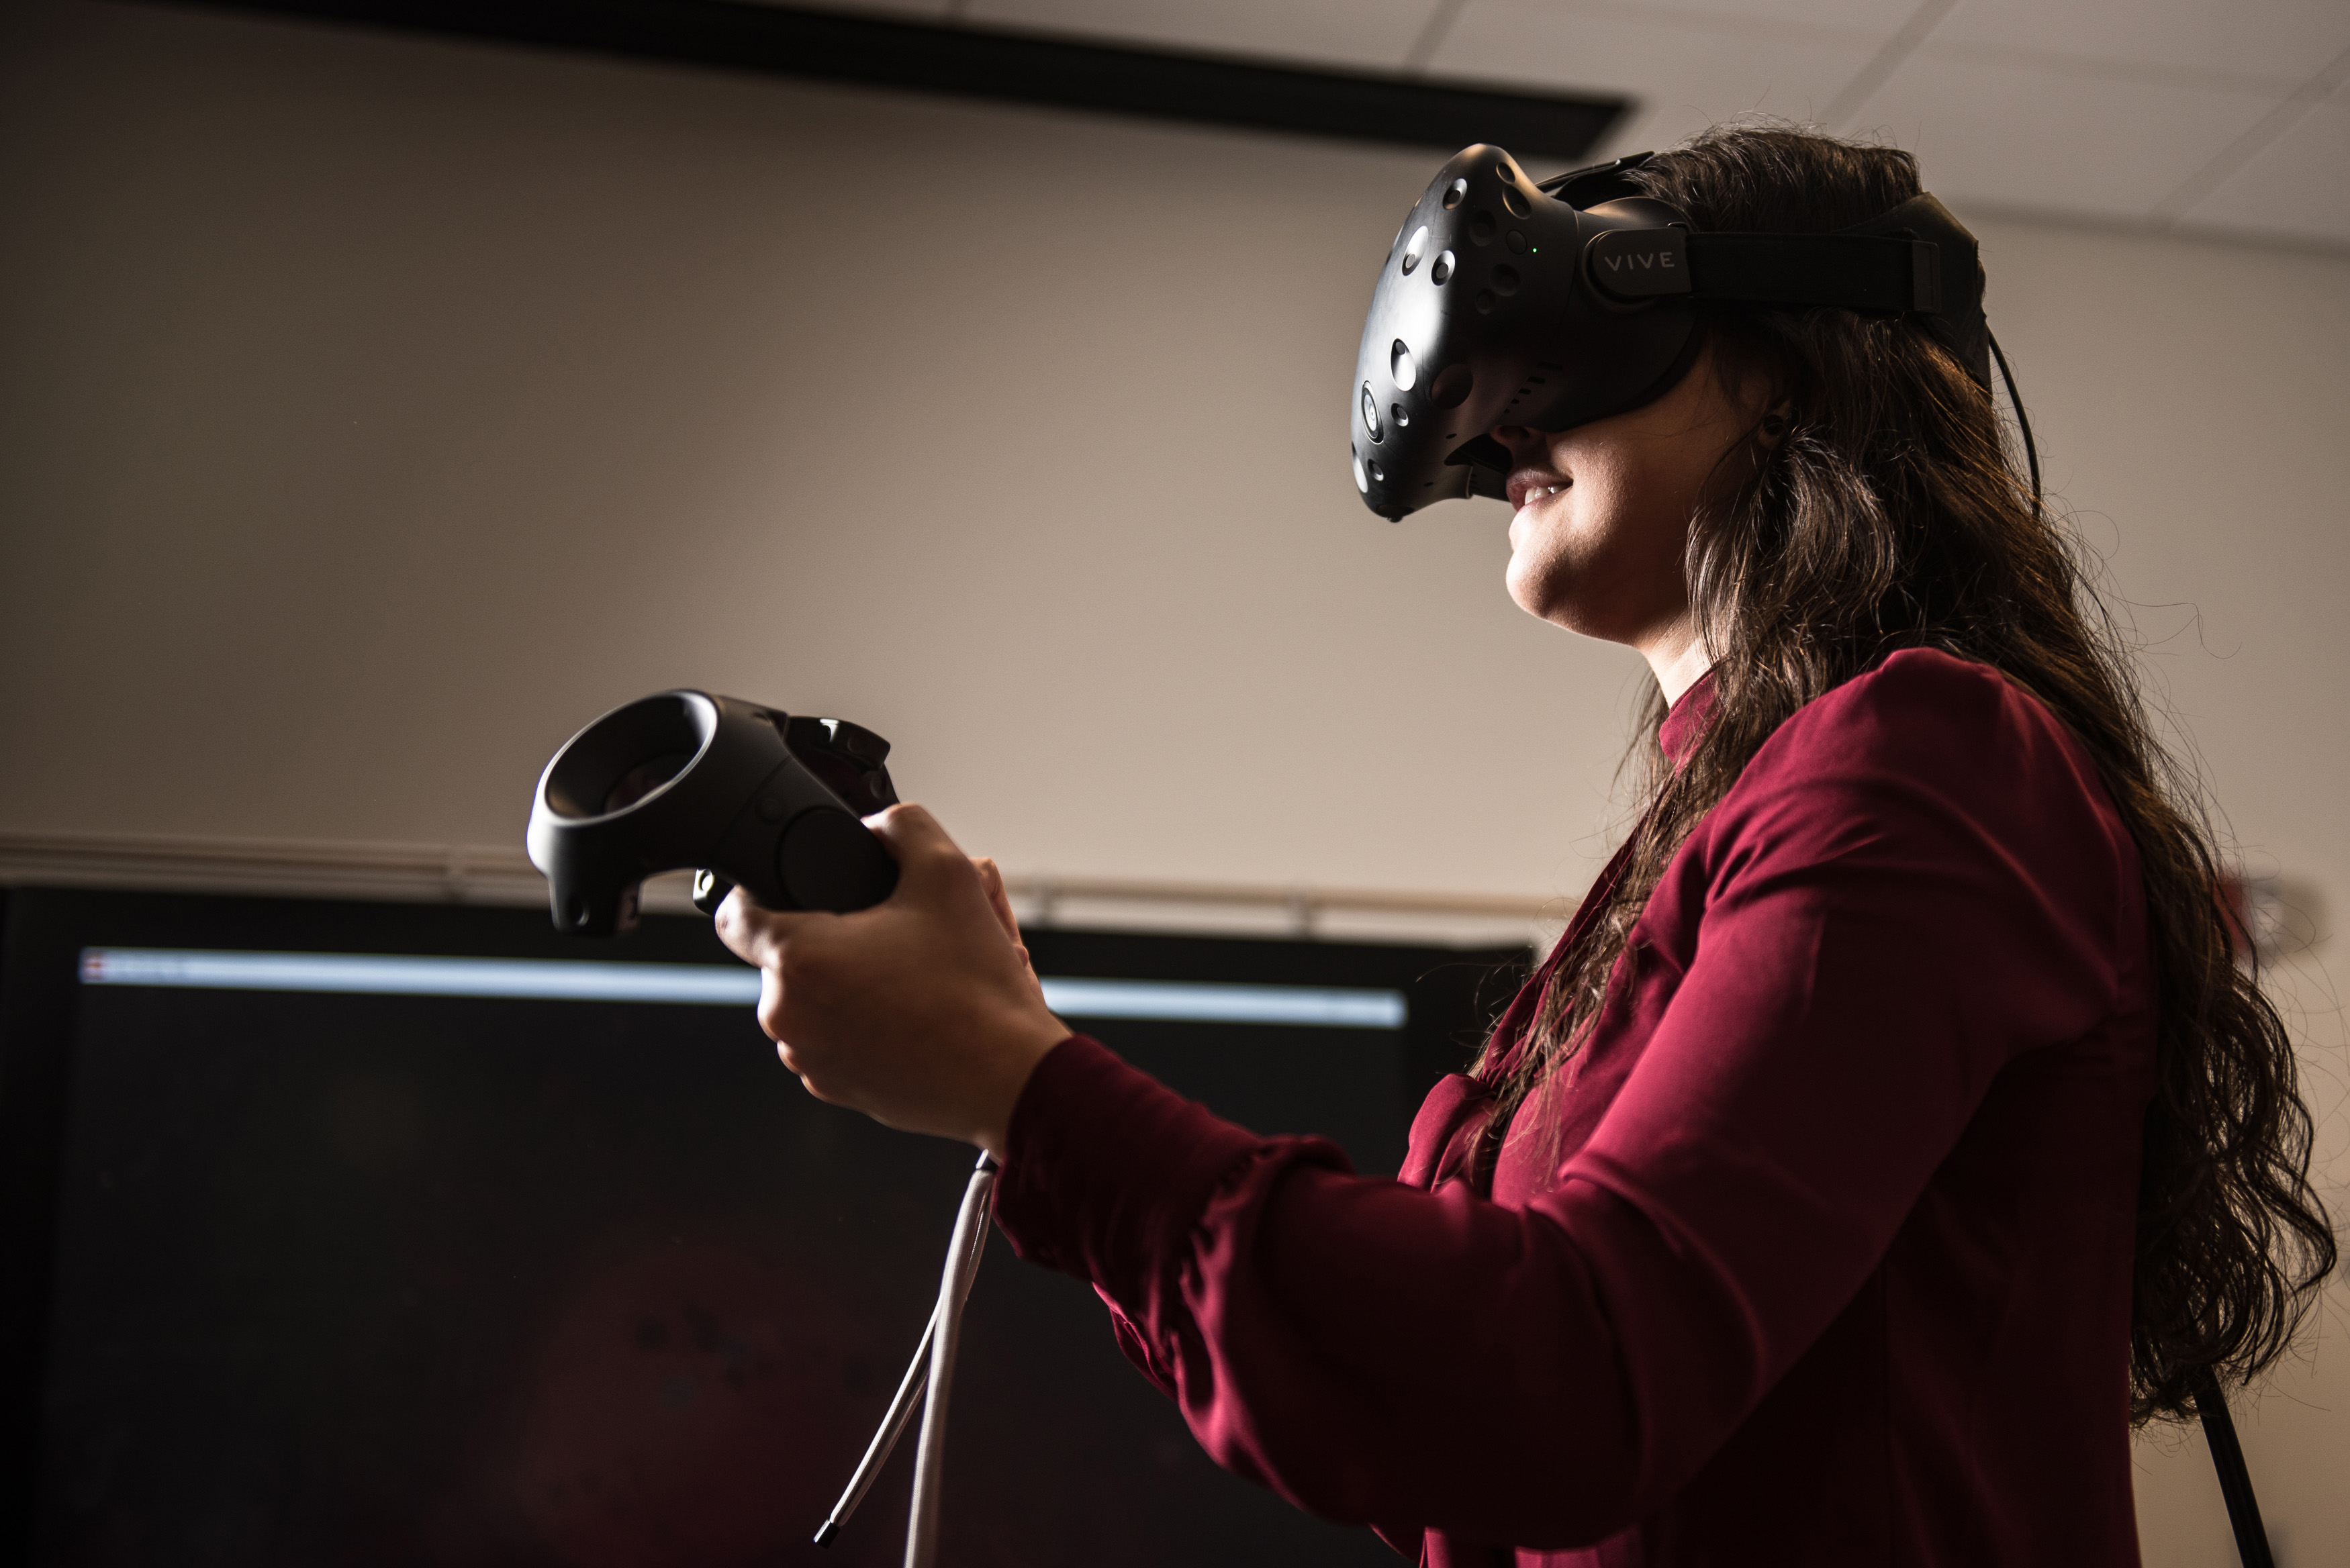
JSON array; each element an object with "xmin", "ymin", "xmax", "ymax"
[
  {"xmin": 1841, "ymin": 49, "xmax": 2286, "ymax": 218},
  {"xmin": 1600, "ymin": 0, "xmax": 1915, "ymax": 36},
  {"xmin": 1924, "ymin": 0, "xmax": 2347, "ymax": 87},
  {"xmin": 961, "ymin": 0, "xmax": 1446, "ymax": 73},
  {"xmin": 1431, "ymin": 1, "xmax": 1882, "ymax": 166},
  {"xmin": 2177, "ymin": 89, "xmax": 2350, "ymax": 245}
]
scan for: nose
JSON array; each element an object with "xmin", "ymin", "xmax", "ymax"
[{"xmin": 1490, "ymin": 424, "xmax": 1539, "ymax": 457}]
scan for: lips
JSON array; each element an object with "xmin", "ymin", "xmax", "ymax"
[{"xmin": 1506, "ymin": 468, "xmax": 1570, "ymax": 510}]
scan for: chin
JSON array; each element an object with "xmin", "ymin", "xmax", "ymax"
[
  {"xmin": 1508, "ymin": 584, "xmax": 1575, "ymax": 627},
  {"xmin": 1504, "ymin": 555, "xmax": 1561, "ymax": 622}
]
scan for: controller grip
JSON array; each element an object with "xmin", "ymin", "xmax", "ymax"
[
  {"xmin": 776, "ymin": 809, "xmax": 900, "ymax": 912},
  {"xmin": 690, "ymin": 812, "xmax": 898, "ymax": 918}
]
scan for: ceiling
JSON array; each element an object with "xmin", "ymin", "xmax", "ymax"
[{"xmin": 798, "ymin": 0, "xmax": 2350, "ymax": 248}]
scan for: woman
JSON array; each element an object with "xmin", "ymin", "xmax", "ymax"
[{"xmin": 716, "ymin": 127, "xmax": 2335, "ymax": 1563}]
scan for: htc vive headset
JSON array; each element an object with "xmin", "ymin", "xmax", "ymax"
[
  {"xmin": 527, "ymin": 691, "xmax": 900, "ymax": 936},
  {"xmin": 1352, "ymin": 148, "xmax": 1989, "ymax": 521}
]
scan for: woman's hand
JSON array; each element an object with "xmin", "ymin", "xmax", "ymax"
[{"xmin": 713, "ymin": 803, "xmax": 1069, "ymax": 1156}]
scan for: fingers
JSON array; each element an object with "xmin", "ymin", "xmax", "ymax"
[
  {"xmin": 970, "ymin": 856, "xmax": 1041, "ymax": 983},
  {"xmin": 775, "ymin": 1043, "xmax": 838, "ymax": 1103},
  {"xmin": 863, "ymin": 803, "xmax": 974, "ymax": 893},
  {"xmin": 755, "ymin": 952, "xmax": 794, "ymax": 1046},
  {"xmin": 972, "ymin": 856, "xmax": 1022, "ymax": 944},
  {"xmin": 712, "ymin": 885, "xmax": 816, "ymax": 971},
  {"xmin": 718, "ymin": 806, "xmax": 1054, "ymax": 1141}
]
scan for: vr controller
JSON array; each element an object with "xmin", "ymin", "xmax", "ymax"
[
  {"xmin": 528, "ymin": 693, "xmax": 982, "ymax": 1559},
  {"xmin": 526, "ymin": 690, "xmax": 899, "ymax": 936}
]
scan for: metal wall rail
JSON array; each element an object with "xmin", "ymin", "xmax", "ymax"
[{"xmin": 0, "ymin": 830, "xmax": 1564, "ymax": 940}]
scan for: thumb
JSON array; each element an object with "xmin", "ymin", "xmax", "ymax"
[
  {"xmin": 862, "ymin": 803, "xmax": 972, "ymax": 893},
  {"xmin": 712, "ymin": 884, "xmax": 823, "ymax": 970}
]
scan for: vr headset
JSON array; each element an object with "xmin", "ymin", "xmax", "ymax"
[{"xmin": 1351, "ymin": 147, "xmax": 1989, "ymax": 522}]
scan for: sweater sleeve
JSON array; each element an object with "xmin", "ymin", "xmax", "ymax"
[{"xmin": 990, "ymin": 653, "xmax": 2143, "ymax": 1549}]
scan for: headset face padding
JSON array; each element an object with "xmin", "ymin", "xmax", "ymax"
[{"xmin": 1351, "ymin": 145, "xmax": 1987, "ymax": 522}]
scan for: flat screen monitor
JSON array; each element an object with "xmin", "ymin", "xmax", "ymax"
[{"xmin": 0, "ymin": 887, "xmax": 1521, "ymax": 1567}]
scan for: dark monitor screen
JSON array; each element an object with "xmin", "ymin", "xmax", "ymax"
[{"xmin": 0, "ymin": 888, "xmax": 1520, "ymax": 1567}]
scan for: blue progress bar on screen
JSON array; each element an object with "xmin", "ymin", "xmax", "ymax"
[{"xmin": 77, "ymin": 948, "xmax": 1407, "ymax": 1030}]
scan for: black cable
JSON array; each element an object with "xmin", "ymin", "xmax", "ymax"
[
  {"xmin": 2192, "ymin": 1369, "xmax": 2275, "ymax": 1568},
  {"xmin": 1987, "ymin": 328, "xmax": 2040, "ymax": 503}
]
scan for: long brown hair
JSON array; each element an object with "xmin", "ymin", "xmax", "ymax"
[{"xmin": 1474, "ymin": 123, "xmax": 2336, "ymax": 1424}]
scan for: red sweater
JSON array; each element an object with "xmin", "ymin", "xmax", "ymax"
[{"xmin": 993, "ymin": 648, "xmax": 2156, "ymax": 1565}]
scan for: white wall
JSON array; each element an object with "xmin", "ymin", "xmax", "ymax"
[
  {"xmin": 0, "ymin": 0, "xmax": 1648, "ymax": 913},
  {"xmin": 2, "ymin": 1, "xmax": 2345, "ymax": 1559}
]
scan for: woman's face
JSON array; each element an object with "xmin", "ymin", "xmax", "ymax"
[{"xmin": 1494, "ymin": 350, "xmax": 1765, "ymax": 666}]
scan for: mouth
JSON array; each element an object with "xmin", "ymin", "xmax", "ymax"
[{"xmin": 1506, "ymin": 467, "xmax": 1570, "ymax": 511}]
